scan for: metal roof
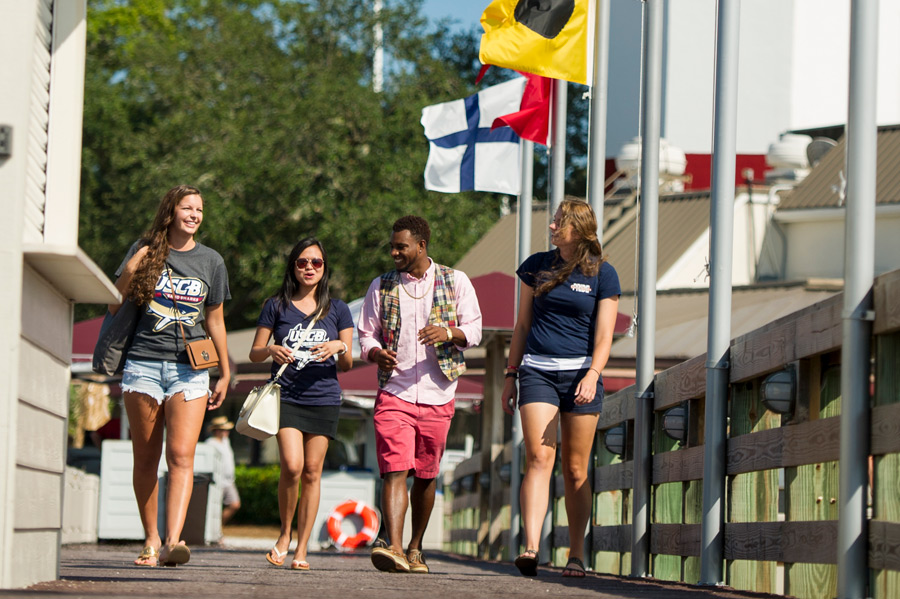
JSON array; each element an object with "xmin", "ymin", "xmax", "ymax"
[
  {"xmin": 453, "ymin": 206, "xmax": 553, "ymax": 278},
  {"xmin": 602, "ymin": 191, "xmax": 713, "ymax": 293},
  {"xmin": 611, "ymin": 280, "xmax": 842, "ymax": 360},
  {"xmin": 454, "ymin": 192, "xmax": 712, "ymax": 294},
  {"xmin": 779, "ymin": 124, "xmax": 900, "ymax": 210}
]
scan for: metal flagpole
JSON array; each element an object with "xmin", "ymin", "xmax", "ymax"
[
  {"xmin": 509, "ymin": 139, "xmax": 533, "ymax": 558},
  {"xmin": 630, "ymin": 0, "xmax": 662, "ymax": 578},
  {"xmin": 587, "ymin": 0, "xmax": 611, "ymax": 236},
  {"xmin": 837, "ymin": 1, "xmax": 878, "ymax": 597},
  {"xmin": 700, "ymin": 0, "xmax": 741, "ymax": 585},
  {"xmin": 373, "ymin": 0, "xmax": 383, "ymax": 93},
  {"xmin": 549, "ymin": 79, "xmax": 568, "ymax": 217}
]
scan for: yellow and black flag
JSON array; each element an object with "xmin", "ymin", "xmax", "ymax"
[{"xmin": 479, "ymin": 0, "xmax": 593, "ymax": 85}]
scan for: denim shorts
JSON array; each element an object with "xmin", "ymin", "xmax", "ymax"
[
  {"xmin": 121, "ymin": 359, "xmax": 210, "ymax": 405},
  {"xmin": 518, "ymin": 365, "xmax": 603, "ymax": 414}
]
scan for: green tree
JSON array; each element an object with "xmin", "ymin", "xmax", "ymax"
[{"xmin": 79, "ymin": 0, "xmax": 507, "ymax": 327}]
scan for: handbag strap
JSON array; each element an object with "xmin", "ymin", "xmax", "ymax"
[
  {"xmin": 272, "ymin": 315, "xmax": 319, "ymax": 382},
  {"xmin": 165, "ymin": 263, "xmax": 196, "ymax": 349}
]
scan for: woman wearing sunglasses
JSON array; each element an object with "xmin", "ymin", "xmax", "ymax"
[{"xmin": 249, "ymin": 237, "xmax": 353, "ymax": 570}]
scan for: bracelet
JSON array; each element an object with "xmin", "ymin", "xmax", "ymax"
[
  {"xmin": 444, "ymin": 326, "xmax": 453, "ymax": 342},
  {"xmin": 337, "ymin": 341, "xmax": 348, "ymax": 356},
  {"xmin": 589, "ymin": 367, "xmax": 602, "ymax": 376},
  {"xmin": 505, "ymin": 371, "xmax": 518, "ymax": 379},
  {"xmin": 506, "ymin": 365, "xmax": 519, "ymax": 371}
]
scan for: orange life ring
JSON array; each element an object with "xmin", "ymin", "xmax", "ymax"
[{"xmin": 326, "ymin": 500, "xmax": 379, "ymax": 550}]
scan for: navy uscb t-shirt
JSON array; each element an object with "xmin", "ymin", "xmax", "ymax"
[
  {"xmin": 256, "ymin": 298, "xmax": 354, "ymax": 406},
  {"xmin": 517, "ymin": 250, "xmax": 621, "ymax": 358}
]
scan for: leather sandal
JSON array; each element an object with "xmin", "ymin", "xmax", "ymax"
[
  {"xmin": 562, "ymin": 556, "xmax": 586, "ymax": 577},
  {"xmin": 514, "ymin": 549, "xmax": 538, "ymax": 576},
  {"xmin": 134, "ymin": 545, "xmax": 158, "ymax": 567},
  {"xmin": 160, "ymin": 542, "xmax": 190, "ymax": 567}
]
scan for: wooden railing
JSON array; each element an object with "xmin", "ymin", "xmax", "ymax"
[{"xmin": 444, "ymin": 267, "xmax": 900, "ymax": 599}]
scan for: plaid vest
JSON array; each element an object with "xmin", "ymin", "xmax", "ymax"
[{"xmin": 378, "ymin": 264, "xmax": 466, "ymax": 388}]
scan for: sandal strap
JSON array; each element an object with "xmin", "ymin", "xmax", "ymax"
[{"xmin": 565, "ymin": 556, "xmax": 586, "ymax": 570}]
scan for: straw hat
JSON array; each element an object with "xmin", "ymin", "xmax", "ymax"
[{"xmin": 208, "ymin": 416, "xmax": 234, "ymax": 432}]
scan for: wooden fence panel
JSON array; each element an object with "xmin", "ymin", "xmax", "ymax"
[
  {"xmin": 730, "ymin": 294, "xmax": 842, "ymax": 383},
  {"xmin": 784, "ymin": 364, "xmax": 840, "ymax": 599},
  {"xmin": 873, "ymin": 330, "xmax": 900, "ymax": 598},
  {"xmin": 727, "ymin": 381, "xmax": 780, "ymax": 594}
]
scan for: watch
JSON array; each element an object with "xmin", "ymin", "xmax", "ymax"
[
  {"xmin": 444, "ymin": 326, "xmax": 453, "ymax": 342},
  {"xmin": 337, "ymin": 341, "xmax": 348, "ymax": 356}
]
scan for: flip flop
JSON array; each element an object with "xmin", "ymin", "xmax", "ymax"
[
  {"xmin": 514, "ymin": 549, "xmax": 538, "ymax": 576},
  {"xmin": 290, "ymin": 560, "xmax": 310, "ymax": 571},
  {"xmin": 266, "ymin": 546, "xmax": 288, "ymax": 566},
  {"xmin": 134, "ymin": 545, "xmax": 158, "ymax": 567},
  {"xmin": 160, "ymin": 543, "xmax": 191, "ymax": 567},
  {"xmin": 562, "ymin": 556, "xmax": 586, "ymax": 578}
]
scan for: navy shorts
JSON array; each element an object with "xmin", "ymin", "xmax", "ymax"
[{"xmin": 518, "ymin": 365, "xmax": 604, "ymax": 414}]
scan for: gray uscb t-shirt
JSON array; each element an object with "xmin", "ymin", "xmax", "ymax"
[{"xmin": 117, "ymin": 241, "xmax": 230, "ymax": 364}]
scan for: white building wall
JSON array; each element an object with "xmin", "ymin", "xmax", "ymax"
[
  {"xmin": 656, "ymin": 193, "xmax": 771, "ymax": 289},
  {"xmin": 1, "ymin": 0, "xmax": 116, "ymax": 589},
  {"xmin": 780, "ymin": 207, "xmax": 900, "ymax": 281},
  {"xmin": 605, "ymin": 0, "xmax": 900, "ymax": 158}
]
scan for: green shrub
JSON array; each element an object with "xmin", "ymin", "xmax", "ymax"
[{"xmin": 233, "ymin": 464, "xmax": 286, "ymax": 525}]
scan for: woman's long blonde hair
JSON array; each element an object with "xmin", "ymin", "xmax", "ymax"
[
  {"xmin": 534, "ymin": 197, "xmax": 606, "ymax": 296},
  {"xmin": 129, "ymin": 185, "xmax": 201, "ymax": 305}
]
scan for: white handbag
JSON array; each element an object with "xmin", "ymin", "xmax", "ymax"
[{"xmin": 236, "ymin": 317, "xmax": 318, "ymax": 440}]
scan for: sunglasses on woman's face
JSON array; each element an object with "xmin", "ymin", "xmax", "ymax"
[{"xmin": 295, "ymin": 258, "xmax": 325, "ymax": 269}]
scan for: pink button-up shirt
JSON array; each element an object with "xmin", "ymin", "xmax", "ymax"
[{"xmin": 357, "ymin": 259, "xmax": 482, "ymax": 406}]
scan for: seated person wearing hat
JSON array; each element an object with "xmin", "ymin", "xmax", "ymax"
[{"xmin": 206, "ymin": 416, "xmax": 241, "ymax": 525}]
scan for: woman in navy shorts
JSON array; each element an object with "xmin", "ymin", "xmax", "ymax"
[
  {"xmin": 501, "ymin": 198, "xmax": 621, "ymax": 577},
  {"xmin": 111, "ymin": 185, "xmax": 231, "ymax": 567},
  {"xmin": 250, "ymin": 237, "xmax": 353, "ymax": 571}
]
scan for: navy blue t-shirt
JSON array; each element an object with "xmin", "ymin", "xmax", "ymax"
[
  {"xmin": 517, "ymin": 251, "xmax": 621, "ymax": 359},
  {"xmin": 256, "ymin": 298, "xmax": 354, "ymax": 406}
]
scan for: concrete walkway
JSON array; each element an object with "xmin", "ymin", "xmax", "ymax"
[{"xmin": 10, "ymin": 541, "xmax": 784, "ymax": 599}]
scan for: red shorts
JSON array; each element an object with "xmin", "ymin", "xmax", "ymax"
[{"xmin": 373, "ymin": 390, "xmax": 455, "ymax": 478}]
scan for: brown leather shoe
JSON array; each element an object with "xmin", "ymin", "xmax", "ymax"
[
  {"xmin": 407, "ymin": 549, "xmax": 429, "ymax": 574},
  {"xmin": 371, "ymin": 541, "xmax": 410, "ymax": 573}
]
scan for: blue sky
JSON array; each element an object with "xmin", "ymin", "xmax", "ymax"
[{"xmin": 421, "ymin": 0, "xmax": 487, "ymax": 33}]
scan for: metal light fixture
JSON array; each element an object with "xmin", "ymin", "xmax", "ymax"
[
  {"xmin": 761, "ymin": 367, "xmax": 796, "ymax": 414},
  {"xmin": 662, "ymin": 404, "xmax": 688, "ymax": 443},
  {"xmin": 499, "ymin": 463, "xmax": 511, "ymax": 484},
  {"xmin": 603, "ymin": 424, "xmax": 626, "ymax": 456}
]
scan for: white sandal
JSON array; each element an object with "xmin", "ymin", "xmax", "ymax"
[{"xmin": 265, "ymin": 546, "xmax": 288, "ymax": 566}]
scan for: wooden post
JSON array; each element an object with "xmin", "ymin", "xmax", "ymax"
[
  {"xmin": 784, "ymin": 357, "xmax": 839, "ymax": 598},
  {"xmin": 593, "ymin": 429, "xmax": 628, "ymax": 574},
  {"xmin": 727, "ymin": 381, "xmax": 779, "ymax": 593},
  {"xmin": 683, "ymin": 397, "xmax": 703, "ymax": 584},
  {"xmin": 652, "ymin": 408, "xmax": 682, "ymax": 581},
  {"xmin": 479, "ymin": 334, "xmax": 505, "ymax": 559}
]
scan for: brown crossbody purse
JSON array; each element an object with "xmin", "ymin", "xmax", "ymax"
[{"xmin": 165, "ymin": 264, "xmax": 219, "ymax": 370}]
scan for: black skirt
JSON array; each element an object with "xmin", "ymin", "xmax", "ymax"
[{"xmin": 279, "ymin": 401, "xmax": 341, "ymax": 439}]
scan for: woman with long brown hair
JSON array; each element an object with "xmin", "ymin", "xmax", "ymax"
[
  {"xmin": 110, "ymin": 184, "xmax": 230, "ymax": 567},
  {"xmin": 501, "ymin": 197, "xmax": 620, "ymax": 577}
]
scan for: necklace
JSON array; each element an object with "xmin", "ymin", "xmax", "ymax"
[{"xmin": 399, "ymin": 278, "xmax": 430, "ymax": 300}]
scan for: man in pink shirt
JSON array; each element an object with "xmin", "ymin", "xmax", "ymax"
[{"xmin": 358, "ymin": 215, "xmax": 482, "ymax": 573}]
